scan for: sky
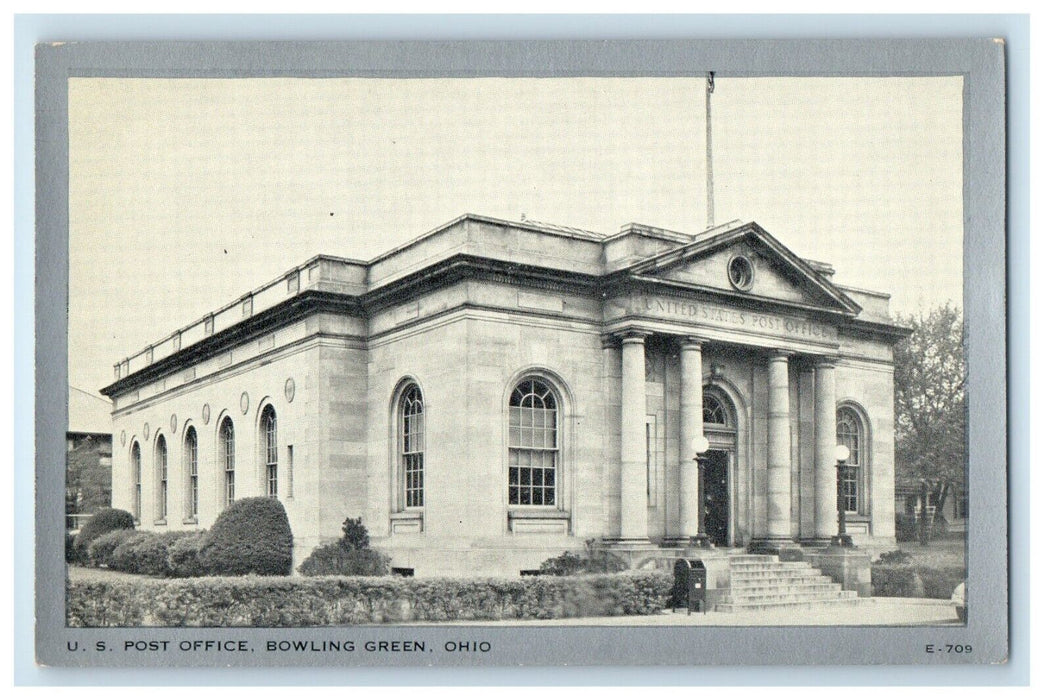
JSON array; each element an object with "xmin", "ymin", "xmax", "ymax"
[{"xmin": 68, "ymin": 76, "xmax": 963, "ymax": 397}]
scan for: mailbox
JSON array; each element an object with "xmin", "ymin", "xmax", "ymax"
[{"xmin": 673, "ymin": 558, "xmax": 707, "ymax": 615}]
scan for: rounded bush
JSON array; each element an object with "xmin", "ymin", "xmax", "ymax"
[
  {"xmin": 298, "ymin": 543, "xmax": 390, "ymax": 577},
  {"xmin": 87, "ymin": 528, "xmax": 138, "ymax": 568},
  {"xmin": 73, "ymin": 508, "xmax": 135, "ymax": 561},
  {"xmin": 109, "ymin": 532, "xmax": 155, "ymax": 573},
  {"xmin": 197, "ymin": 498, "xmax": 294, "ymax": 576},
  {"xmin": 168, "ymin": 532, "xmax": 207, "ymax": 578}
]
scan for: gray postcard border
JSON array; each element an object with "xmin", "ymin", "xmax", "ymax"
[{"xmin": 22, "ymin": 20, "xmax": 1021, "ymax": 683}]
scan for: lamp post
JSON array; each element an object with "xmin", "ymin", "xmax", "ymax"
[
  {"xmin": 830, "ymin": 443, "xmax": 854, "ymax": 547},
  {"xmin": 691, "ymin": 436, "xmax": 713, "ymax": 548}
]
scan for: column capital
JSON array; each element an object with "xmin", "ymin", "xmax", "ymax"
[
  {"xmin": 678, "ymin": 335, "xmax": 707, "ymax": 350},
  {"xmin": 767, "ymin": 349, "xmax": 793, "ymax": 362},
  {"xmin": 814, "ymin": 355, "xmax": 840, "ymax": 370},
  {"xmin": 613, "ymin": 328, "xmax": 652, "ymax": 344}
]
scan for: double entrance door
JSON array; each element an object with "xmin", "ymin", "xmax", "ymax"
[{"xmin": 702, "ymin": 450, "xmax": 730, "ymax": 547}]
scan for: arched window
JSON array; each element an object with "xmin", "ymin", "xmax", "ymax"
[
  {"xmin": 220, "ymin": 417, "xmax": 235, "ymax": 507},
  {"xmin": 398, "ymin": 384, "xmax": 425, "ymax": 508},
  {"xmin": 184, "ymin": 427, "xmax": 198, "ymax": 520},
  {"xmin": 131, "ymin": 441, "xmax": 142, "ymax": 521},
  {"xmin": 703, "ymin": 393, "xmax": 729, "ymax": 427},
  {"xmin": 155, "ymin": 435, "xmax": 168, "ymax": 521},
  {"xmin": 261, "ymin": 405, "xmax": 278, "ymax": 499},
  {"xmin": 836, "ymin": 406, "xmax": 865, "ymax": 513},
  {"xmin": 508, "ymin": 378, "xmax": 558, "ymax": 506}
]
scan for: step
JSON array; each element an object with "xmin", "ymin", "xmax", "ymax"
[
  {"xmin": 714, "ymin": 598, "xmax": 862, "ymax": 613},
  {"xmin": 728, "ymin": 590, "xmax": 858, "ymax": 605},
  {"xmin": 729, "ymin": 561, "xmax": 812, "ymax": 571},
  {"xmin": 730, "ymin": 571, "xmax": 825, "ymax": 582},
  {"xmin": 724, "ymin": 555, "xmax": 778, "ymax": 563},
  {"xmin": 729, "ymin": 582, "xmax": 842, "ymax": 596}
]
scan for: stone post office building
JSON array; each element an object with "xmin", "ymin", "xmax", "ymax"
[{"xmin": 101, "ymin": 215, "xmax": 907, "ymax": 576}]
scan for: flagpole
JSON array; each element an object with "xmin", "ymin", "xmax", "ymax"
[{"xmin": 705, "ymin": 71, "xmax": 715, "ymax": 229}]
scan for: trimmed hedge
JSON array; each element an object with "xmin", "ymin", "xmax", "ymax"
[
  {"xmin": 197, "ymin": 498, "xmax": 293, "ymax": 576},
  {"xmin": 67, "ymin": 571, "xmax": 674, "ymax": 627},
  {"xmin": 298, "ymin": 544, "xmax": 391, "ymax": 577},
  {"xmin": 872, "ymin": 565, "xmax": 966, "ymax": 599},
  {"xmin": 72, "ymin": 508, "xmax": 135, "ymax": 562},
  {"xmin": 539, "ymin": 549, "xmax": 627, "ymax": 576},
  {"xmin": 168, "ymin": 532, "xmax": 207, "ymax": 578}
]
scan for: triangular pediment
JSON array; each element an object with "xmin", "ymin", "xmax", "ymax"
[{"xmin": 624, "ymin": 222, "xmax": 861, "ymax": 316}]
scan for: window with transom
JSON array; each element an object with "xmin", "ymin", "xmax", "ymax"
[
  {"xmin": 261, "ymin": 405, "xmax": 278, "ymax": 499},
  {"xmin": 184, "ymin": 427, "xmax": 198, "ymax": 520},
  {"xmin": 131, "ymin": 441, "xmax": 142, "ymax": 521},
  {"xmin": 399, "ymin": 384, "xmax": 424, "ymax": 508},
  {"xmin": 508, "ymin": 378, "xmax": 558, "ymax": 506},
  {"xmin": 155, "ymin": 435, "xmax": 168, "ymax": 521},
  {"xmin": 836, "ymin": 406, "xmax": 865, "ymax": 513},
  {"xmin": 220, "ymin": 417, "xmax": 235, "ymax": 507}
]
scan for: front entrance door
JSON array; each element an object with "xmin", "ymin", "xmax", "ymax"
[{"xmin": 704, "ymin": 450, "xmax": 730, "ymax": 547}]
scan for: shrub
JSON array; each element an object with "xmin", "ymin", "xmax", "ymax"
[
  {"xmin": 72, "ymin": 508, "xmax": 135, "ymax": 562},
  {"xmin": 876, "ymin": 549, "xmax": 912, "ymax": 565},
  {"xmin": 66, "ymin": 570, "xmax": 674, "ymax": 627},
  {"xmin": 168, "ymin": 531, "xmax": 207, "ymax": 578},
  {"xmin": 298, "ymin": 543, "xmax": 391, "ymax": 576},
  {"xmin": 539, "ymin": 540, "xmax": 627, "ymax": 575},
  {"xmin": 339, "ymin": 517, "xmax": 370, "ymax": 550},
  {"xmin": 87, "ymin": 528, "xmax": 139, "ymax": 568},
  {"xmin": 871, "ymin": 558, "xmax": 966, "ymax": 599},
  {"xmin": 109, "ymin": 532, "xmax": 155, "ymax": 573},
  {"xmin": 197, "ymin": 498, "xmax": 293, "ymax": 576}
]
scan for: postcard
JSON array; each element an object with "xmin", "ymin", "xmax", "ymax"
[{"xmin": 35, "ymin": 38, "xmax": 1007, "ymax": 667}]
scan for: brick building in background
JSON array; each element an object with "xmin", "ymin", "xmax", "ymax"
[{"xmin": 67, "ymin": 385, "xmax": 113, "ymax": 530}]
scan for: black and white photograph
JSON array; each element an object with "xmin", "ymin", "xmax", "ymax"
[{"xmin": 31, "ymin": 36, "xmax": 1010, "ymax": 669}]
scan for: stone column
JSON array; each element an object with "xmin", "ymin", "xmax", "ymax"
[
  {"xmin": 814, "ymin": 359, "xmax": 839, "ymax": 540},
  {"xmin": 677, "ymin": 337, "xmax": 704, "ymax": 541},
  {"xmin": 765, "ymin": 351, "xmax": 793, "ymax": 543},
  {"xmin": 618, "ymin": 330, "xmax": 650, "ymax": 541}
]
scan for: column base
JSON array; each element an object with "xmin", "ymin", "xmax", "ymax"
[
  {"xmin": 748, "ymin": 537, "xmax": 802, "ymax": 556},
  {"xmin": 661, "ymin": 535, "xmax": 716, "ymax": 549},
  {"xmin": 798, "ymin": 537, "xmax": 834, "ymax": 547},
  {"xmin": 600, "ymin": 537, "xmax": 653, "ymax": 547},
  {"xmin": 828, "ymin": 534, "xmax": 855, "ymax": 548}
]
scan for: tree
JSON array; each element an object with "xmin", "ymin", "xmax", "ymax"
[{"xmin": 894, "ymin": 303, "xmax": 967, "ymax": 543}]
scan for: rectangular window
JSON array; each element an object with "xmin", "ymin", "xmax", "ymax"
[
  {"xmin": 841, "ymin": 466, "xmax": 859, "ymax": 513},
  {"xmin": 645, "ymin": 415, "xmax": 657, "ymax": 507},
  {"xmin": 508, "ymin": 404, "xmax": 557, "ymax": 506},
  {"xmin": 225, "ymin": 470, "xmax": 235, "ymax": 507},
  {"xmin": 287, "ymin": 445, "xmax": 294, "ymax": 499}
]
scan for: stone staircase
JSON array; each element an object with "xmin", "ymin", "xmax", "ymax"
[{"xmin": 709, "ymin": 554, "xmax": 860, "ymax": 613}]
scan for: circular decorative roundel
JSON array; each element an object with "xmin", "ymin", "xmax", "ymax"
[
  {"xmin": 170, "ymin": 414, "xmax": 178, "ymax": 433},
  {"xmin": 143, "ymin": 422, "xmax": 150, "ymax": 439},
  {"xmin": 120, "ymin": 430, "xmax": 126, "ymax": 447},
  {"xmin": 202, "ymin": 403, "xmax": 211, "ymax": 425},
  {"xmin": 284, "ymin": 377, "xmax": 295, "ymax": 403},
  {"xmin": 727, "ymin": 255, "xmax": 755, "ymax": 292},
  {"xmin": 240, "ymin": 391, "xmax": 250, "ymax": 415}
]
